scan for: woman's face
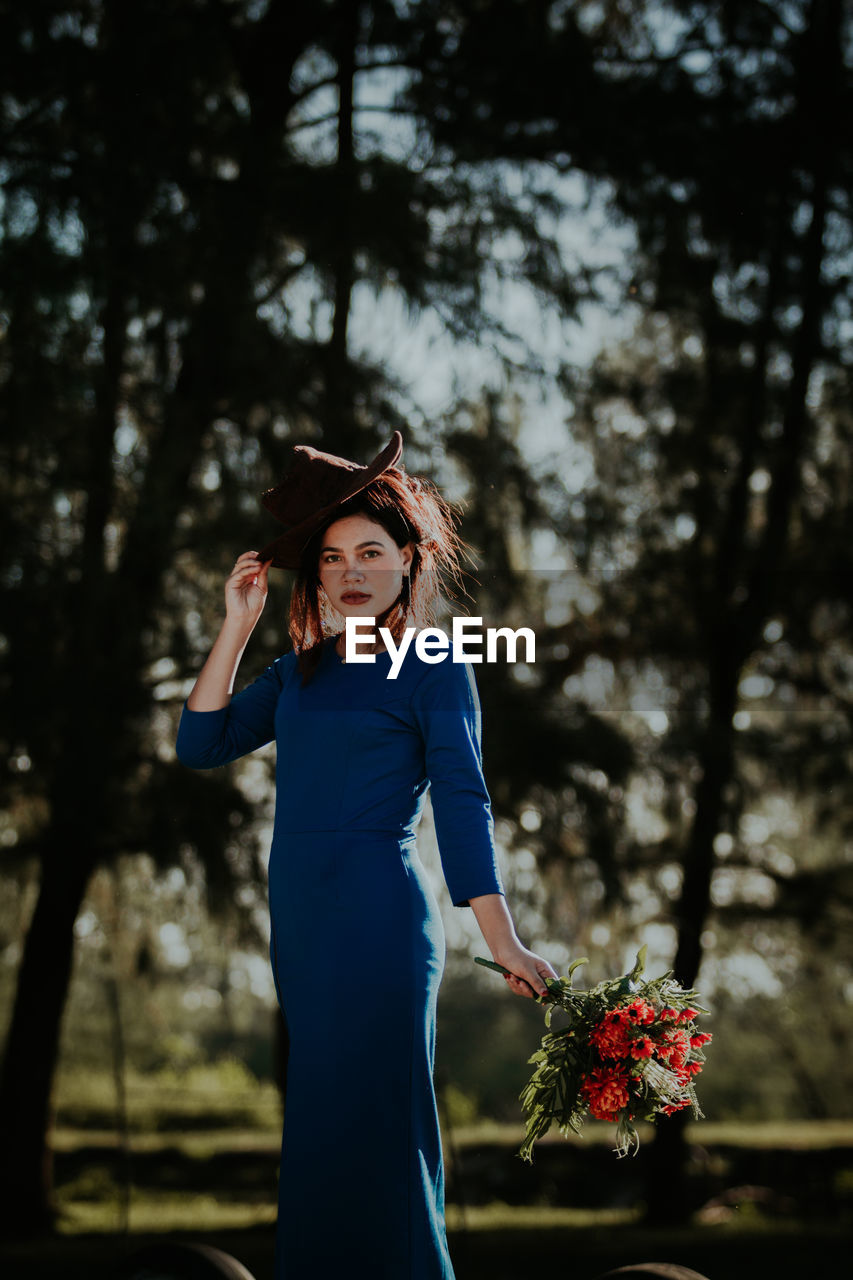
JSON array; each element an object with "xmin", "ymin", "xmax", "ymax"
[{"xmin": 317, "ymin": 514, "xmax": 413, "ymax": 620}]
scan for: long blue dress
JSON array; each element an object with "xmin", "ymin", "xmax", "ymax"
[{"xmin": 175, "ymin": 636, "xmax": 503, "ymax": 1278}]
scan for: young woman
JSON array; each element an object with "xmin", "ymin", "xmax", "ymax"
[{"xmin": 176, "ymin": 431, "xmax": 556, "ymax": 1279}]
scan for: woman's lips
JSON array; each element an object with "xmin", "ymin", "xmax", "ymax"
[{"xmin": 341, "ymin": 592, "xmax": 371, "ymax": 604}]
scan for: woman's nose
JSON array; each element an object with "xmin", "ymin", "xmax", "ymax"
[{"xmin": 342, "ymin": 557, "xmax": 365, "ymax": 581}]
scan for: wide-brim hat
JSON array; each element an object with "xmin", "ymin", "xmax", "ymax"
[{"xmin": 258, "ymin": 431, "xmax": 404, "ymax": 569}]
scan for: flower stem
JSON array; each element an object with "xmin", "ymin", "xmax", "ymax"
[{"xmin": 474, "ymin": 956, "xmax": 560, "ymax": 1004}]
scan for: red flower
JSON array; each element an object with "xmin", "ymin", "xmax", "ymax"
[
  {"xmin": 581, "ymin": 1066, "xmax": 632, "ymax": 1122},
  {"xmin": 624, "ymin": 998, "xmax": 656, "ymax": 1026},
  {"xmin": 656, "ymin": 1030, "xmax": 690, "ymax": 1069},
  {"xmin": 690, "ymin": 1031, "xmax": 713, "ymax": 1048},
  {"xmin": 659, "ymin": 1007, "xmax": 679, "ymax": 1021},
  {"xmin": 629, "ymin": 1035, "xmax": 655, "ymax": 1060},
  {"xmin": 590, "ymin": 1010, "xmax": 632, "ymax": 1060},
  {"xmin": 678, "ymin": 1008, "xmax": 699, "ymax": 1024}
]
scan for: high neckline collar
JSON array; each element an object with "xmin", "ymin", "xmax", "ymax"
[{"xmin": 329, "ymin": 634, "xmax": 392, "ymax": 665}]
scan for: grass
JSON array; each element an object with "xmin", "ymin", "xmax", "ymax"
[
  {"xmin": 446, "ymin": 1203, "xmax": 641, "ymax": 1231},
  {"xmin": 56, "ymin": 1189, "xmax": 643, "ymax": 1238},
  {"xmin": 54, "ymin": 1060, "xmax": 282, "ymax": 1134},
  {"xmin": 58, "ymin": 1188, "xmax": 830, "ymax": 1240},
  {"xmin": 677, "ymin": 1118, "xmax": 853, "ymax": 1147},
  {"xmin": 52, "ymin": 1127, "xmax": 282, "ymax": 1157},
  {"xmin": 451, "ymin": 1116, "xmax": 853, "ymax": 1149},
  {"xmin": 51, "ymin": 1115, "xmax": 853, "ymax": 1163},
  {"xmin": 4, "ymin": 1213, "xmax": 850, "ymax": 1280},
  {"xmin": 55, "ymin": 1189, "xmax": 277, "ymax": 1235},
  {"xmin": 45, "ymin": 1063, "xmax": 853, "ymax": 1248}
]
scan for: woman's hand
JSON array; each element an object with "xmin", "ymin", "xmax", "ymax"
[
  {"xmin": 494, "ymin": 941, "xmax": 559, "ymax": 1001},
  {"xmin": 225, "ymin": 551, "xmax": 272, "ymax": 626},
  {"xmin": 469, "ymin": 895, "xmax": 558, "ymax": 1001},
  {"xmin": 185, "ymin": 552, "xmax": 270, "ymax": 713}
]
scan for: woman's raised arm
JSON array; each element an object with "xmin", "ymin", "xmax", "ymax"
[{"xmin": 187, "ymin": 551, "xmax": 271, "ymax": 711}]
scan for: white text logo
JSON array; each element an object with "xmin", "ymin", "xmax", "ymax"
[{"xmin": 344, "ymin": 617, "xmax": 536, "ymax": 680}]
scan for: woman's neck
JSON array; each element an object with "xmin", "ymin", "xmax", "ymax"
[{"xmin": 334, "ymin": 631, "xmax": 387, "ymax": 661}]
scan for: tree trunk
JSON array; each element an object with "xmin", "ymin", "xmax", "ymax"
[
  {"xmin": 0, "ymin": 116, "xmax": 131, "ymax": 1234},
  {"xmin": 0, "ymin": 2, "xmax": 308, "ymax": 1234},
  {"xmin": 0, "ymin": 832, "xmax": 95, "ymax": 1233},
  {"xmin": 325, "ymin": 0, "xmax": 361, "ymax": 448}
]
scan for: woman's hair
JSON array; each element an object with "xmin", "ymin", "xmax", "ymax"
[{"xmin": 289, "ymin": 468, "xmax": 467, "ymax": 682}]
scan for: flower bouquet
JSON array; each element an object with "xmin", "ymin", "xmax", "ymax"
[{"xmin": 475, "ymin": 945, "xmax": 712, "ymax": 1159}]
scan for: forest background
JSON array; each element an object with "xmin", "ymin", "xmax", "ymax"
[{"xmin": 1, "ymin": 0, "xmax": 851, "ymax": 1270}]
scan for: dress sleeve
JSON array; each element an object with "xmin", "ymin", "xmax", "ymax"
[
  {"xmin": 410, "ymin": 659, "xmax": 504, "ymax": 908},
  {"xmin": 175, "ymin": 658, "xmax": 285, "ymax": 769}
]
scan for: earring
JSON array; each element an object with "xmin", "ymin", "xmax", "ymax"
[{"xmin": 400, "ymin": 572, "xmax": 411, "ymax": 609}]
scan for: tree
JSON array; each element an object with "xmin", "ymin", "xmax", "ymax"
[
  {"xmin": 0, "ymin": 0, "xmax": 609, "ymax": 1233},
  {"xmin": 403, "ymin": 0, "xmax": 851, "ymax": 1214},
  {"xmin": 558, "ymin": 0, "xmax": 852, "ymax": 1219}
]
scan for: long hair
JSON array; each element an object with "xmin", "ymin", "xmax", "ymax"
[{"xmin": 289, "ymin": 468, "xmax": 467, "ymax": 683}]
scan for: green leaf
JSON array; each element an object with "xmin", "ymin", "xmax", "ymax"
[{"xmin": 629, "ymin": 944, "xmax": 648, "ymax": 980}]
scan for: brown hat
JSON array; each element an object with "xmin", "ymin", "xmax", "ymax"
[{"xmin": 258, "ymin": 431, "xmax": 404, "ymax": 569}]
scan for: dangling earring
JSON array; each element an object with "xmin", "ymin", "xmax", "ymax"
[{"xmin": 400, "ymin": 571, "xmax": 411, "ymax": 610}]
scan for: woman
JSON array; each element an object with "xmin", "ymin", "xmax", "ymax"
[{"xmin": 176, "ymin": 431, "xmax": 556, "ymax": 1278}]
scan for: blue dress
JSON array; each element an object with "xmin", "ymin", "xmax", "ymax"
[{"xmin": 176, "ymin": 637, "xmax": 503, "ymax": 1278}]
